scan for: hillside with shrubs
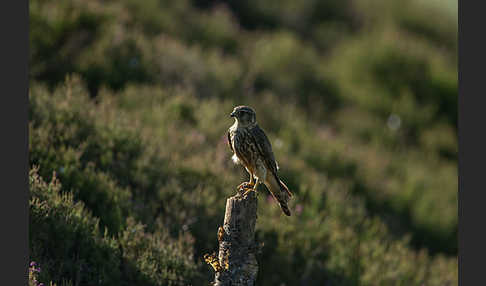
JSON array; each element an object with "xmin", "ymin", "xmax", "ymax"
[{"xmin": 29, "ymin": 0, "xmax": 457, "ymax": 285}]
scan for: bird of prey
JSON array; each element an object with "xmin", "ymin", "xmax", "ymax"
[{"xmin": 227, "ymin": 105, "xmax": 293, "ymax": 216}]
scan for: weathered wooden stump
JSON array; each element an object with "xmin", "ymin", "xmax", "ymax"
[{"xmin": 211, "ymin": 190, "xmax": 259, "ymax": 286}]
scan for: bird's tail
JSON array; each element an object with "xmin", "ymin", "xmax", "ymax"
[
  {"xmin": 278, "ymin": 179, "xmax": 293, "ymax": 198},
  {"xmin": 265, "ymin": 174, "xmax": 292, "ymax": 216}
]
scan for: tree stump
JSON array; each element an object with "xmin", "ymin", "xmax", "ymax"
[{"xmin": 212, "ymin": 190, "xmax": 259, "ymax": 286}]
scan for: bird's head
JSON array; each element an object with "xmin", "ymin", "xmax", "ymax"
[{"xmin": 230, "ymin": 105, "xmax": 256, "ymax": 126}]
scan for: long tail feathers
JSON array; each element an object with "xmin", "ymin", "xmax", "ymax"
[
  {"xmin": 279, "ymin": 179, "xmax": 293, "ymax": 198},
  {"xmin": 266, "ymin": 175, "xmax": 293, "ymax": 216},
  {"xmin": 279, "ymin": 202, "xmax": 292, "ymax": 216}
]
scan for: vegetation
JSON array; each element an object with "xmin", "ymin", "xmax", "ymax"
[{"xmin": 29, "ymin": 0, "xmax": 457, "ymax": 285}]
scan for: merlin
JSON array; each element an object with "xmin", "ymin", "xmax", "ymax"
[{"xmin": 227, "ymin": 105, "xmax": 293, "ymax": 216}]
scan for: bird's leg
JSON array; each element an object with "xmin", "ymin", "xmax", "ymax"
[
  {"xmin": 237, "ymin": 172, "xmax": 255, "ymax": 190},
  {"xmin": 244, "ymin": 165, "xmax": 265, "ymax": 196},
  {"xmin": 248, "ymin": 173, "xmax": 255, "ymax": 187},
  {"xmin": 243, "ymin": 177, "xmax": 259, "ymax": 197}
]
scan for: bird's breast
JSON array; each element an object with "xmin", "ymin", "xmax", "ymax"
[{"xmin": 231, "ymin": 128, "xmax": 259, "ymax": 168}]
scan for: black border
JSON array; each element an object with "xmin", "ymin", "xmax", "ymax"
[
  {"xmin": 458, "ymin": 0, "xmax": 484, "ymax": 285},
  {"xmin": 0, "ymin": 0, "xmax": 29, "ymax": 285}
]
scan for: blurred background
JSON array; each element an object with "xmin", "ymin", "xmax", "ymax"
[{"xmin": 28, "ymin": 0, "xmax": 457, "ymax": 285}]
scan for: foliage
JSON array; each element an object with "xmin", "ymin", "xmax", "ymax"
[
  {"xmin": 29, "ymin": 166, "xmax": 198, "ymax": 285},
  {"xmin": 29, "ymin": 0, "xmax": 457, "ymax": 285}
]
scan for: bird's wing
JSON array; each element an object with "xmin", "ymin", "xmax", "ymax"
[
  {"xmin": 248, "ymin": 125, "xmax": 278, "ymax": 176},
  {"xmin": 227, "ymin": 129, "xmax": 234, "ymax": 153}
]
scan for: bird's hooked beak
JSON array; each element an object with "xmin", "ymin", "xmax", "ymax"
[{"xmin": 230, "ymin": 111, "xmax": 236, "ymax": 117}]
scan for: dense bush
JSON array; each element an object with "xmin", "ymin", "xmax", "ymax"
[
  {"xmin": 29, "ymin": 166, "xmax": 198, "ymax": 286},
  {"xmin": 29, "ymin": 0, "xmax": 457, "ymax": 284}
]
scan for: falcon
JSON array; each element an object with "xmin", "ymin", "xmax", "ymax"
[{"xmin": 227, "ymin": 105, "xmax": 293, "ymax": 216}]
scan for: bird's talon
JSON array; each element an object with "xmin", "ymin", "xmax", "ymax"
[
  {"xmin": 236, "ymin": 182, "xmax": 246, "ymax": 190},
  {"xmin": 237, "ymin": 182, "xmax": 254, "ymax": 191}
]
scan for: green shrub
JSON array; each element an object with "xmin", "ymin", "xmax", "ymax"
[
  {"xmin": 30, "ymin": 166, "xmax": 199, "ymax": 286},
  {"xmin": 248, "ymin": 32, "xmax": 341, "ymax": 114},
  {"xmin": 29, "ymin": 79, "xmax": 135, "ymax": 233},
  {"xmin": 118, "ymin": 217, "xmax": 199, "ymax": 285},
  {"xmin": 30, "ymin": 167, "xmax": 122, "ymax": 285}
]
